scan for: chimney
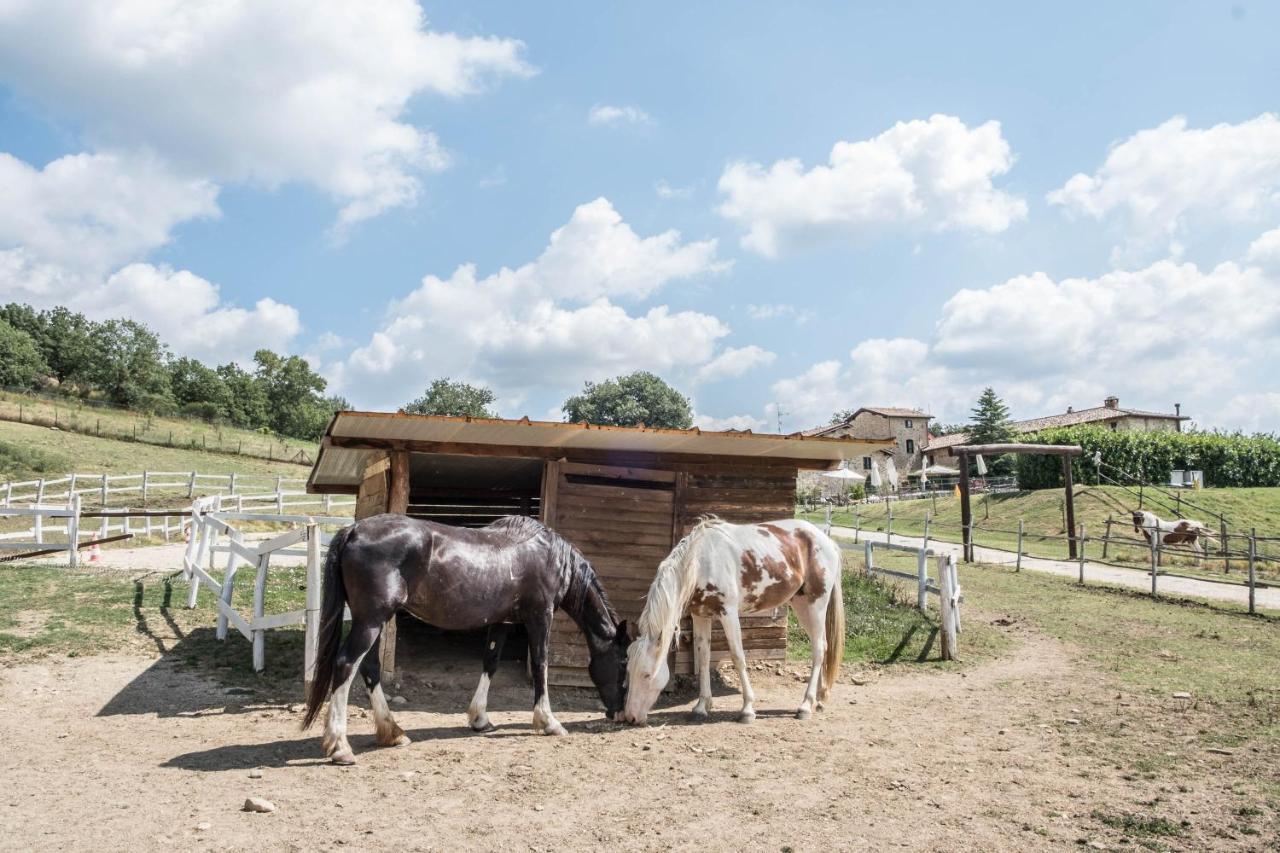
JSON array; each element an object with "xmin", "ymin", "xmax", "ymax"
[
  {"xmin": 1175, "ymin": 403, "xmax": 1181, "ymax": 417},
  {"xmin": 1066, "ymin": 406, "xmax": 1073, "ymax": 414},
  {"xmin": 1104, "ymin": 395, "xmax": 1119, "ymax": 410}
]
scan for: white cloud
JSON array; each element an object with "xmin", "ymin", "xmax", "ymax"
[
  {"xmin": 0, "ymin": 0, "xmax": 533, "ymax": 228},
  {"xmin": 717, "ymin": 114, "xmax": 1026, "ymax": 257},
  {"xmin": 0, "ymin": 151, "xmax": 218, "ymax": 279},
  {"xmin": 771, "ymin": 245, "xmax": 1280, "ymax": 431},
  {"xmin": 331, "ymin": 199, "xmax": 734, "ymax": 408},
  {"xmin": 746, "ymin": 302, "xmax": 813, "ymax": 324},
  {"xmin": 1247, "ymin": 225, "xmax": 1280, "ymax": 267},
  {"xmin": 692, "ymin": 413, "xmax": 768, "ymax": 432},
  {"xmin": 588, "ymin": 104, "xmax": 652, "ymax": 127},
  {"xmin": 694, "ymin": 344, "xmax": 776, "ymax": 383},
  {"xmin": 1049, "ymin": 114, "xmax": 1280, "ymax": 263},
  {"xmin": 655, "ymin": 180, "xmax": 692, "ymax": 199}
]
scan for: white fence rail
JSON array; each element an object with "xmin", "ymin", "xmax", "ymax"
[
  {"xmin": 182, "ymin": 496, "xmax": 350, "ymax": 678},
  {"xmin": 1, "ymin": 470, "xmax": 353, "ymax": 514}
]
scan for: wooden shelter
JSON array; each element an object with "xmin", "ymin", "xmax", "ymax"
[{"xmin": 307, "ymin": 412, "xmax": 890, "ymax": 685}]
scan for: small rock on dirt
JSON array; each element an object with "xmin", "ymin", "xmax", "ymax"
[
  {"xmin": 248, "ymin": 769, "xmax": 263, "ymax": 779},
  {"xmin": 242, "ymin": 797, "xmax": 276, "ymax": 813},
  {"xmin": 1064, "ymin": 718, "xmax": 1081, "ymax": 725},
  {"xmin": 391, "ymin": 695, "xmax": 408, "ymax": 706},
  {"xmin": 1171, "ymin": 691, "xmax": 1192, "ymax": 700},
  {"xmin": 195, "ymin": 822, "xmax": 211, "ymax": 832}
]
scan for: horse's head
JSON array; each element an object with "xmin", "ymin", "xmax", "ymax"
[
  {"xmin": 622, "ymin": 632, "xmax": 670, "ymax": 726},
  {"xmin": 587, "ymin": 620, "xmax": 631, "ymax": 722},
  {"xmin": 1132, "ymin": 510, "xmax": 1146, "ymax": 534}
]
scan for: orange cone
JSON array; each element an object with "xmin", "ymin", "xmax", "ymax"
[{"xmin": 88, "ymin": 543, "xmax": 102, "ymax": 563}]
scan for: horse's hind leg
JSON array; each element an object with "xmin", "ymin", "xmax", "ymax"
[
  {"xmin": 788, "ymin": 595, "xmax": 827, "ymax": 720},
  {"xmin": 468, "ymin": 623, "xmax": 509, "ymax": 733},
  {"xmin": 322, "ymin": 619, "xmax": 381, "ymax": 765},
  {"xmin": 360, "ymin": 635, "xmax": 410, "ymax": 748},
  {"xmin": 719, "ymin": 610, "xmax": 756, "ymax": 723}
]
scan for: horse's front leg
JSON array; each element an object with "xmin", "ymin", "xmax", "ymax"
[
  {"xmin": 691, "ymin": 615, "xmax": 713, "ymax": 720},
  {"xmin": 719, "ymin": 610, "xmax": 756, "ymax": 723},
  {"xmin": 528, "ymin": 612, "xmax": 567, "ymax": 736},
  {"xmin": 468, "ymin": 623, "xmax": 509, "ymax": 732}
]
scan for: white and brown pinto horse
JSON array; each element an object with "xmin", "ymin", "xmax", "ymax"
[
  {"xmin": 1132, "ymin": 510, "xmax": 1217, "ymax": 556},
  {"xmin": 622, "ymin": 518, "xmax": 844, "ymax": 726}
]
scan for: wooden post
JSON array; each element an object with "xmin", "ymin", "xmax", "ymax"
[
  {"xmin": 886, "ymin": 502, "xmax": 893, "ymax": 548},
  {"xmin": 142, "ymin": 470, "xmax": 150, "ymax": 505},
  {"xmin": 304, "ymin": 524, "xmax": 322, "ymax": 696},
  {"xmin": 938, "ymin": 554, "xmax": 958, "ymax": 661},
  {"xmin": 864, "ymin": 540, "xmax": 874, "ymax": 576},
  {"xmin": 67, "ymin": 494, "xmax": 81, "ymax": 569},
  {"xmin": 100, "ymin": 473, "xmax": 108, "ymax": 508},
  {"xmin": 1102, "ymin": 517, "xmax": 1112, "ymax": 560},
  {"xmin": 1220, "ymin": 519, "xmax": 1230, "ymax": 573},
  {"xmin": 69, "ymin": 472, "xmax": 78, "ymax": 502},
  {"xmin": 252, "ymin": 552, "xmax": 269, "ymax": 672},
  {"xmin": 922, "ymin": 512, "xmax": 931, "ymax": 553},
  {"xmin": 916, "ymin": 546, "xmax": 927, "ymax": 611},
  {"xmin": 1016, "ymin": 519, "xmax": 1023, "ymax": 572},
  {"xmin": 853, "ymin": 505, "xmax": 860, "ymax": 543},
  {"xmin": 187, "ymin": 470, "xmax": 197, "ymax": 499},
  {"xmin": 381, "ymin": 449, "xmax": 411, "ymax": 685},
  {"xmin": 1149, "ymin": 522, "xmax": 1158, "ymax": 597},
  {"xmin": 958, "ymin": 453, "xmax": 973, "ymax": 562},
  {"xmin": 1062, "ymin": 456, "xmax": 1077, "ymax": 560},
  {"xmin": 229, "ymin": 471, "xmax": 238, "ymax": 496},
  {"xmin": 823, "ymin": 505, "xmax": 832, "ymax": 535},
  {"xmin": 1247, "ymin": 529, "xmax": 1257, "ymax": 616},
  {"xmin": 2, "ymin": 480, "xmax": 10, "ymax": 507},
  {"xmin": 1077, "ymin": 523, "xmax": 1086, "ymax": 584},
  {"xmin": 34, "ymin": 479, "xmax": 45, "ymax": 544}
]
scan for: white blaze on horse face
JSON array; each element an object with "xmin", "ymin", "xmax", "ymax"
[{"xmin": 623, "ymin": 638, "xmax": 668, "ymax": 725}]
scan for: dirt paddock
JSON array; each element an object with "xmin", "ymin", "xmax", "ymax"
[{"xmin": 1, "ymin": 612, "xmax": 1274, "ymax": 853}]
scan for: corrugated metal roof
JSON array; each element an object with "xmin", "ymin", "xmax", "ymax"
[{"xmin": 308, "ymin": 411, "xmax": 895, "ymax": 492}]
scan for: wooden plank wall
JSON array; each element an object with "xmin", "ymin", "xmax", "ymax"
[
  {"xmin": 546, "ymin": 461, "xmax": 676, "ymax": 685},
  {"xmin": 544, "ymin": 459, "xmax": 799, "ymax": 685}
]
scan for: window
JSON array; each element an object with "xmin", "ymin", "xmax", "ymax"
[
  {"xmin": 862, "ymin": 456, "xmax": 872, "ymax": 470},
  {"xmin": 904, "ymin": 419, "xmax": 913, "ymax": 428},
  {"xmin": 905, "ymin": 439, "xmax": 915, "ymax": 454}
]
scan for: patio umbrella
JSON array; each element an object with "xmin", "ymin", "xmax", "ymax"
[
  {"xmin": 975, "ymin": 453, "xmax": 988, "ymax": 476},
  {"xmin": 869, "ymin": 461, "xmax": 883, "ymax": 490},
  {"xmin": 885, "ymin": 456, "xmax": 899, "ymax": 492},
  {"xmin": 919, "ymin": 464, "xmax": 928, "ymax": 488},
  {"xmin": 820, "ymin": 464, "xmax": 865, "ymax": 496}
]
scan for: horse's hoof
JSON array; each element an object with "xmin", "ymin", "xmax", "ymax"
[
  {"xmin": 330, "ymin": 750, "xmax": 356, "ymax": 766},
  {"xmin": 691, "ymin": 708, "xmax": 709, "ymax": 721},
  {"xmin": 736, "ymin": 711, "xmax": 755, "ymax": 724},
  {"xmin": 796, "ymin": 709, "xmax": 812, "ymax": 721},
  {"xmin": 543, "ymin": 723, "xmax": 568, "ymax": 736},
  {"xmin": 471, "ymin": 721, "xmax": 496, "ymax": 734},
  {"xmin": 382, "ymin": 733, "xmax": 411, "ymax": 747}
]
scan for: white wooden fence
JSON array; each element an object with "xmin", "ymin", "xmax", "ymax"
[
  {"xmin": 841, "ymin": 537, "xmax": 962, "ymax": 661},
  {"xmin": 1, "ymin": 470, "xmax": 353, "ymax": 515},
  {"xmin": 182, "ymin": 496, "xmax": 350, "ymax": 678}
]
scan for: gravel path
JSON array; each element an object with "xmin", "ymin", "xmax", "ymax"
[{"xmin": 834, "ymin": 526, "xmax": 1280, "ymax": 610}]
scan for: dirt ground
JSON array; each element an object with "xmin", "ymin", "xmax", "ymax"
[{"xmin": 0, "ymin": 614, "xmax": 1275, "ymax": 853}]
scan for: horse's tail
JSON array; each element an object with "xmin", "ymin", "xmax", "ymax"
[
  {"xmin": 302, "ymin": 524, "xmax": 354, "ymax": 730},
  {"xmin": 820, "ymin": 545, "xmax": 845, "ymax": 704}
]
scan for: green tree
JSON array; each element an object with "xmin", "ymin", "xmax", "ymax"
[
  {"xmin": 169, "ymin": 357, "xmax": 229, "ymax": 407},
  {"xmin": 0, "ymin": 319, "xmax": 49, "ymax": 388},
  {"xmin": 967, "ymin": 387, "xmax": 1016, "ymax": 474},
  {"xmin": 0, "ymin": 304, "xmax": 98, "ymax": 387},
  {"xmin": 830, "ymin": 408, "xmax": 855, "ymax": 425},
  {"xmin": 88, "ymin": 319, "xmax": 173, "ymax": 409},
  {"xmin": 562, "ymin": 371, "xmax": 693, "ymax": 429},
  {"xmin": 253, "ymin": 349, "xmax": 330, "ymax": 438},
  {"xmin": 216, "ymin": 362, "xmax": 270, "ymax": 429},
  {"xmin": 404, "ymin": 378, "xmax": 498, "ymax": 418}
]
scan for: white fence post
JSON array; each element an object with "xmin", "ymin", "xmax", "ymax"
[
  {"xmin": 823, "ymin": 505, "xmax": 832, "ymax": 535},
  {"xmin": 1016, "ymin": 519, "xmax": 1024, "ymax": 572},
  {"xmin": 187, "ymin": 471, "xmax": 197, "ymax": 499},
  {"xmin": 1077, "ymin": 523, "xmax": 1086, "ymax": 584},
  {"xmin": 252, "ymin": 551, "xmax": 270, "ymax": 672},
  {"xmin": 939, "ymin": 554, "xmax": 959, "ymax": 661},
  {"xmin": 276, "ymin": 490, "xmax": 284, "ymax": 515},
  {"xmin": 2, "ymin": 481, "xmax": 10, "ymax": 507},
  {"xmin": 304, "ymin": 523, "xmax": 322, "ymax": 695},
  {"xmin": 69, "ymin": 473, "xmax": 77, "ymax": 500},
  {"xmin": 886, "ymin": 502, "xmax": 893, "ymax": 548},
  {"xmin": 1149, "ymin": 522, "xmax": 1158, "ymax": 597},
  {"xmin": 916, "ymin": 545, "xmax": 928, "ymax": 611},
  {"xmin": 229, "ymin": 471, "xmax": 237, "ymax": 496},
  {"xmin": 142, "ymin": 470, "xmax": 150, "ymax": 504},
  {"xmin": 864, "ymin": 540, "xmax": 874, "ymax": 576},
  {"xmin": 1247, "ymin": 529, "xmax": 1257, "ymax": 616},
  {"xmin": 67, "ymin": 494, "xmax": 81, "ymax": 568},
  {"xmin": 922, "ymin": 512, "xmax": 931, "ymax": 553},
  {"xmin": 216, "ymin": 529, "xmax": 243, "ymax": 641}
]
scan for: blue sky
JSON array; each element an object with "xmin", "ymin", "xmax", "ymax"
[{"xmin": 1, "ymin": 1, "xmax": 1279, "ymax": 431}]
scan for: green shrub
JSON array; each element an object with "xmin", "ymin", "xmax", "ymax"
[
  {"xmin": 1016, "ymin": 426, "xmax": 1280, "ymax": 488},
  {"xmin": 0, "ymin": 439, "xmax": 71, "ymax": 480}
]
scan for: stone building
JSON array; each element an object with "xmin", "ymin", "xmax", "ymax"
[{"xmin": 800, "ymin": 407, "xmax": 931, "ymax": 490}]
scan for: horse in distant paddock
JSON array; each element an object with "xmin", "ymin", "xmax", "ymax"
[
  {"xmin": 1132, "ymin": 510, "xmax": 1217, "ymax": 556},
  {"xmin": 622, "ymin": 517, "xmax": 844, "ymax": 726},
  {"xmin": 301, "ymin": 514, "xmax": 630, "ymax": 764}
]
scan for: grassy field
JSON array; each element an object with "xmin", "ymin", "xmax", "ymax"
[
  {"xmin": 0, "ymin": 389, "xmax": 318, "ymax": 467},
  {"xmin": 800, "ymin": 485, "xmax": 1280, "ymax": 580}
]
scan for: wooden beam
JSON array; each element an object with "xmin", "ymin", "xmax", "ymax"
[
  {"xmin": 327, "ymin": 435, "xmax": 844, "ymax": 470},
  {"xmin": 950, "ymin": 443, "xmax": 1083, "ymax": 457},
  {"xmin": 1063, "ymin": 455, "xmax": 1078, "ymax": 560},
  {"xmin": 387, "ymin": 450, "xmax": 410, "ymax": 515},
  {"xmin": 958, "ymin": 453, "xmax": 973, "ymax": 562}
]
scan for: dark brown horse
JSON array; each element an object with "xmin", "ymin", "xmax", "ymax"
[{"xmin": 301, "ymin": 514, "xmax": 629, "ymax": 764}]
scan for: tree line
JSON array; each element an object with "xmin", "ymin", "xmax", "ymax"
[
  {"xmin": 1, "ymin": 303, "xmax": 701, "ymax": 440},
  {"xmin": 0, "ymin": 304, "xmax": 347, "ymax": 440}
]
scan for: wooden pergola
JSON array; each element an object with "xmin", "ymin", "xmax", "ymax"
[{"xmin": 951, "ymin": 443, "xmax": 1083, "ymax": 561}]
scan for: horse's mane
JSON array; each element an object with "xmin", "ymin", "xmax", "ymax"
[
  {"xmin": 636, "ymin": 515, "xmax": 726, "ymax": 658},
  {"xmin": 485, "ymin": 516, "xmax": 619, "ymax": 636}
]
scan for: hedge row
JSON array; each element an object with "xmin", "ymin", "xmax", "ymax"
[{"xmin": 1015, "ymin": 426, "xmax": 1280, "ymax": 489}]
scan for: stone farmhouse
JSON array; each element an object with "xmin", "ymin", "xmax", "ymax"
[
  {"xmin": 924, "ymin": 396, "xmax": 1188, "ymax": 467},
  {"xmin": 800, "ymin": 407, "xmax": 931, "ymax": 491}
]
